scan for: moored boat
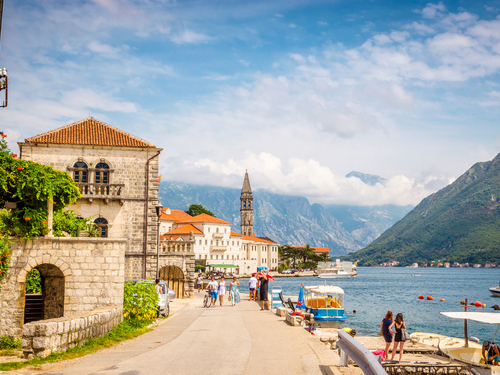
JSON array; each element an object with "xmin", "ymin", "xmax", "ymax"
[
  {"xmin": 490, "ymin": 285, "xmax": 500, "ymax": 297},
  {"xmin": 439, "ymin": 312, "xmax": 500, "ymax": 375},
  {"xmin": 303, "ymin": 285, "xmax": 348, "ymax": 321},
  {"xmin": 317, "ymin": 269, "xmax": 352, "ymax": 279}
]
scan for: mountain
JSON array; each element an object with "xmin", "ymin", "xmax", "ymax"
[
  {"xmin": 159, "ymin": 180, "xmax": 411, "ymax": 256},
  {"xmin": 346, "ymin": 171, "xmax": 387, "ymax": 186},
  {"xmin": 344, "ymin": 154, "xmax": 500, "ymax": 266}
]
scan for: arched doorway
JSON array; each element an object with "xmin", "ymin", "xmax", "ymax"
[
  {"xmin": 159, "ymin": 265, "xmax": 185, "ymax": 299},
  {"xmin": 24, "ymin": 264, "xmax": 65, "ymax": 323}
]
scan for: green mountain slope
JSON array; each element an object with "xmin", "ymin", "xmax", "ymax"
[{"xmin": 344, "ymin": 154, "xmax": 500, "ymax": 266}]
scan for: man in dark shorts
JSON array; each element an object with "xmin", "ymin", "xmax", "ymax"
[{"xmin": 258, "ymin": 274, "xmax": 270, "ymax": 310}]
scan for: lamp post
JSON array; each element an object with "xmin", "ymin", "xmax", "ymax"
[{"xmin": 155, "ymin": 204, "xmax": 163, "ymax": 280}]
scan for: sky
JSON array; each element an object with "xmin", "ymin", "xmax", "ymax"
[{"xmin": 2, "ymin": 0, "xmax": 500, "ymax": 206}]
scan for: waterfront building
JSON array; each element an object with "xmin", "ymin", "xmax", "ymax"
[
  {"xmin": 18, "ymin": 117, "xmax": 195, "ymax": 296},
  {"xmin": 160, "ymin": 172, "xmax": 279, "ymax": 274}
]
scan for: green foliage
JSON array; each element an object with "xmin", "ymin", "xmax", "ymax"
[
  {"xmin": 52, "ymin": 210, "xmax": 98, "ymax": 237},
  {"xmin": 185, "ymin": 204, "xmax": 215, "ymax": 217},
  {"xmin": 26, "ymin": 268, "xmax": 42, "ymax": 294},
  {"xmin": 0, "ymin": 336, "xmax": 21, "ymax": 350},
  {"xmin": 344, "ymin": 154, "xmax": 500, "ymax": 266},
  {"xmin": 0, "ymin": 135, "xmax": 81, "ymax": 240},
  {"xmin": 0, "ymin": 237, "xmax": 11, "ymax": 283},
  {"xmin": 279, "ymin": 244, "xmax": 326, "ymax": 270},
  {"xmin": 123, "ymin": 280, "xmax": 157, "ymax": 326}
]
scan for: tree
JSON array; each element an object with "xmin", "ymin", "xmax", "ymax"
[{"xmin": 185, "ymin": 204, "xmax": 215, "ymax": 217}]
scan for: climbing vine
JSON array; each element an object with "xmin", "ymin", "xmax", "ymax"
[{"xmin": 0, "ymin": 133, "xmax": 85, "ymax": 284}]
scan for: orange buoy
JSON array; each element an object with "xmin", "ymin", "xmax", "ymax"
[
  {"xmin": 427, "ymin": 296, "xmax": 434, "ymax": 300},
  {"xmin": 418, "ymin": 295, "xmax": 424, "ymax": 300},
  {"xmin": 461, "ymin": 300, "xmax": 465, "ymax": 305},
  {"xmin": 441, "ymin": 299, "xmax": 445, "ymax": 302},
  {"xmin": 474, "ymin": 301, "xmax": 482, "ymax": 307}
]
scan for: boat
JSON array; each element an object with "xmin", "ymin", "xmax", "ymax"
[
  {"xmin": 440, "ymin": 312, "xmax": 500, "ymax": 375},
  {"xmin": 317, "ymin": 269, "xmax": 352, "ymax": 279},
  {"xmin": 490, "ymin": 285, "xmax": 500, "ymax": 297},
  {"xmin": 303, "ymin": 285, "xmax": 348, "ymax": 321},
  {"xmin": 410, "ymin": 332, "xmax": 449, "ymax": 347}
]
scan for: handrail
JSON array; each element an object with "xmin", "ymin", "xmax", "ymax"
[{"xmin": 337, "ymin": 330, "xmax": 387, "ymax": 375}]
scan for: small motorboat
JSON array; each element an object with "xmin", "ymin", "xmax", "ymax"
[
  {"xmin": 303, "ymin": 285, "xmax": 348, "ymax": 321},
  {"xmin": 490, "ymin": 284, "xmax": 500, "ymax": 297},
  {"xmin": 317, "ymin": 269, "xmax": 352, "ymax": 279}
]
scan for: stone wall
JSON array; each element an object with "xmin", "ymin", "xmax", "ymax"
[
  {"xmin": 22, "ymin": 304, "xmax": 123, "ymax": 358},
  {"xmin": 157, "ymin": 240, "xmax": 196, "ymax": 298},
  {"xmin": 0, "ymin": 237, "xmax": 126, "ymax": 338}
]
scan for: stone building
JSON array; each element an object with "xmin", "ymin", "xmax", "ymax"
[{"xmin": 19, "ymin": 117, "xmax": 163, "ymax": 280}]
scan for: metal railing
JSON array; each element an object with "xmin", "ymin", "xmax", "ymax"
[{"xmin": 337, "ymin": 330, "xmax": 387, "ymax": 375}]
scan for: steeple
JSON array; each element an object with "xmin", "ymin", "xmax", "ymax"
[{"xmin": 240, "ymin": 170, "xmax": 254, "ymax": 237}]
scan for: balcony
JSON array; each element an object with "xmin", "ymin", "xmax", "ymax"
[
  {"xmin": 212, "ymin": 233, "xmax": 224, "ymax": 239},
  {"xmin": 210, "ymin": 246, "xmax": 227, "ymax": 252},
  {"xmin": 77, "ymin": 183, "xmax": 125, "ymax": 204}
]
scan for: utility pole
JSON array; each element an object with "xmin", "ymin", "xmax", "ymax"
[{"xmin": 0, "ymin": 0, "xmax": 8, "ymax": 108}]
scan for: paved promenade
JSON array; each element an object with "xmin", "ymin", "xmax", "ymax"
[{"xmin": 21, "ymin": 292, "xmax": 340, "ymax": 375}]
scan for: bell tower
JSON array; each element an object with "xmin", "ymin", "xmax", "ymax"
[{"xmin": 240, "ymin": 170, "xmax": 254, "ymax": 236}]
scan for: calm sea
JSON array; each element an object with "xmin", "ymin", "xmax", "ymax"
[{"xmin": 240, "ymin": 267, "xmax": 500, "ymax": 341}]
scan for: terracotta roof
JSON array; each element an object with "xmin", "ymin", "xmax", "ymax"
[
  {"xmin": 231, "ymin": 231, "xmax": 242, "ymax": 237},
  {"xmin": 163, "ymin": 224, "xmax": 203, "ymax": 236},
  {"xmin": 242, "ymin": 235, "xmax": 278, "ymax": 244},
  {"xmin": 160, "ymin": 234, "xmax": 183, "ymax": 241},
  {"xmin": 24, "ymin": 117, "xmax": 156, "ymax": 148},
  {"xmin": 295, "ymin": 246, "xmax": 330, "ymax": 253},
  {"xmin": 160, "ymin": 208, "xmax": 193, "ymax": 222},
  {"xmin": 175, "ymin": 213, "xmax": 231, "ymax": 225}
]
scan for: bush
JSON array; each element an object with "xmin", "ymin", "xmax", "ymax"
[
  {"xmin": 0, "ymin": 336, "xmax": 21, "ymax": 350},
  {"xmin": 26, "ymin": 268, "xmax": 42, "ymax": 294},
  {"xmin": 123, "ymin": 280, "xmax": 157, "ymax": 326}
]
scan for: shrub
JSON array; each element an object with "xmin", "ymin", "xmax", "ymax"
[
  {"xmin": 26, "ymin": 268, "xmax": 42, "ymax": 294},
  {"xmin": 0, "ymin": 336, "xmax": 21, "ymax": 350},
  {"xmin": 123, "ymin": 280, "xmax": 157, "ymax": 326}
]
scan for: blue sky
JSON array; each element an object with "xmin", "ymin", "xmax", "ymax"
[{"xmin": 2, "ymin": 0, "xmax": 500, "ymax": 206}]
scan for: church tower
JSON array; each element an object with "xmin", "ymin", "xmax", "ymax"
[{"xmin": 240, "ymin": 170, "xmax": 254, "ymax": 236}]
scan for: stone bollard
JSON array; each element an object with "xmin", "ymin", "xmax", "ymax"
[
  {"xmin": 275, "ymin": 306, "xmax": 290, "ymax": 317},
  {"xmin": 286, "ymin": 314, "xmax": 301, "ymax": 326}
]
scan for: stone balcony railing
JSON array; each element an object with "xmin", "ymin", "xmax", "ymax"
[
  {"xmin": 160, "ymin": 241, "xmax": 194, "ymax": 253},
  {"xmin": 212, "ymin": 233, "xmax": 224, "ymax": 239},
  {"xmin": 77, "ymin": 183, "xmax": 125, "ymax": 204},
  {"xmin": 210, "ymin": 246, "xmax": 227, "ymax": 252}
]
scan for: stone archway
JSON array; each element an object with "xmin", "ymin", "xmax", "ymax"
[
  {"xmin": 159, "ymin": 265, "xmax": 185, "ymax": 298},
  {"xmin": 24, "ymin": 264, "xmax": 65, "ymax": 323}
]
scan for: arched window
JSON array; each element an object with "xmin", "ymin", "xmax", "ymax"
[
  {"xmin": 73, "ymin": 162, "xmax": 88, "ymax": 183},
  {"xmin": 94, "ymin": 217, "xmax": 108, "ymax": 238},
  {"xmin": 95, "ymin": 162, "xmax": 109, "ymax": 184}
]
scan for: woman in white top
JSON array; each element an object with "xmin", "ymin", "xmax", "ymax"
[{"xmin": 218, "ymin": 276, "xmax": 226, "ymax": 307}]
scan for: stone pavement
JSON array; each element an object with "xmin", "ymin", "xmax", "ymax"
[{"xmin": 14, "ymin": 292, "xmax": 341, "ymax": 375}]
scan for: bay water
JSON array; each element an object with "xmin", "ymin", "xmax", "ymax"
[{"xmin": 241, "ymin": 267, "xmax": 500, "ymax": 341}]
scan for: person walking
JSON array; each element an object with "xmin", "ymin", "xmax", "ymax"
[
  {"xmin": 390, "ymin": 313, "xmax": 407, "ymax": 362},
  {"xmin": 218, "ymin": 276, "xmax": 227, "ymax": 307},
  {"xmin": 155, "ymin": 279, "xmax": 162, "ymax": 318},
  {"xmin": 229, "ymin": 277, "xmax": 241, "ymax": 307},
  {"xmin": 207, "ymin": 276, "xmax": 218, "ymax": 308},
  {"xmin": 381, "ymin": 311, "xmax": 394, "ymax": 359},
  {"xmin": 196, "ymin": 273, "xmax": 203, "ymax": 293},
  {"xmin": 258, "ymin": 273, "xmax": 270, "ymax": 310},
  {"xmin": 249, "ymin": 274, "xmax": 258, "ymax": 301}
]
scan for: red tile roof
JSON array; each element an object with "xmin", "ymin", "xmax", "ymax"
[
  {"xmin": 230, "ymin": 231, "xmax": 242, "ymax": 237},
  {"xmin": 242, "ymin": 235, "xmax": 278, "ymax": 244},
  {"xmin": 160, "ymin": 208, "xmax": 193, "ymax": 222},
  {"xmin": 295, "ymin": 246, "xmax": 330, "ymax": 253},
  {"xmin": 163, "ymin": 224, "xmax": 203, "ymax": 236},
  {"xmin": 24, "ymin": 117, "xmax": 156, "ymax": 148},
  {"xmin": 175, "ymin": 213, "xmax": 231, "ymax": 225}
]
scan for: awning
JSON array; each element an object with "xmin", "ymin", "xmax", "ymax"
[
  {"xmin": 440, "ymin": 312, "xmax": 500, "ymax": 324},
  {"xmin": 257, "ymin": 266, "xmax": 269, "ymax": 270},
  {"xmin": 304, "ymin": 285, "xmax": 345, "ymax": 294},
  {"xmin": 207, "ymin": 264, "xmax": 239, "ymax": 268}
]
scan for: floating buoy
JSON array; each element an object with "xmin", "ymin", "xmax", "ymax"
[
  {"xmin": 483, "ymin": 304, "xmax": 486, "ymax": 308},
  {"xmin": 418, "ymin": 295, "xmax": 424, "ymax": 300},
  {"xmin": 427, "ymin": 296, "xmax": 434, "ymax": 300},
  {"xmin": 474, "ymin": 301, "xmax": 482, "ymax": 307},
  {"xmin": 492, "ymin": 304, "xmax": 500, "ymax": 310},
  {"xmin": 441, "ymin": 299, "xmax": 445, "ymax": 302},
  {"xmin": 461, "ymin": 300, "xmax": 465, "ymax": 305}
]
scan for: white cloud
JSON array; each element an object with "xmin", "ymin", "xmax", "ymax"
[
  {"xmin": 239, "ymin": 59, "xmax": 251, "ymax": 67},
  {"xmin": 420, "ymin": 2, "xmax": 447, "ymax": 19},
  {"xmin": 317, "ymin": 21, "xmax": 328, "ymax": 26},
  {"xmin": 171, "ymin": 30, "xmax": 212, "ymax": 44},
  {"xmin": 61, "ymin": 89, "xmax": 137, "ymax": 113},
  {"xmin": 289, "ymin": 24, "xmax": 297, "ymax": 28},
  {"xmin": 87, "ymin": 41, "xmax": 122, "ymax": 58},
  {"xmin": 409, "ymin": 22, "xmax": 435, "ymax": 34}
]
